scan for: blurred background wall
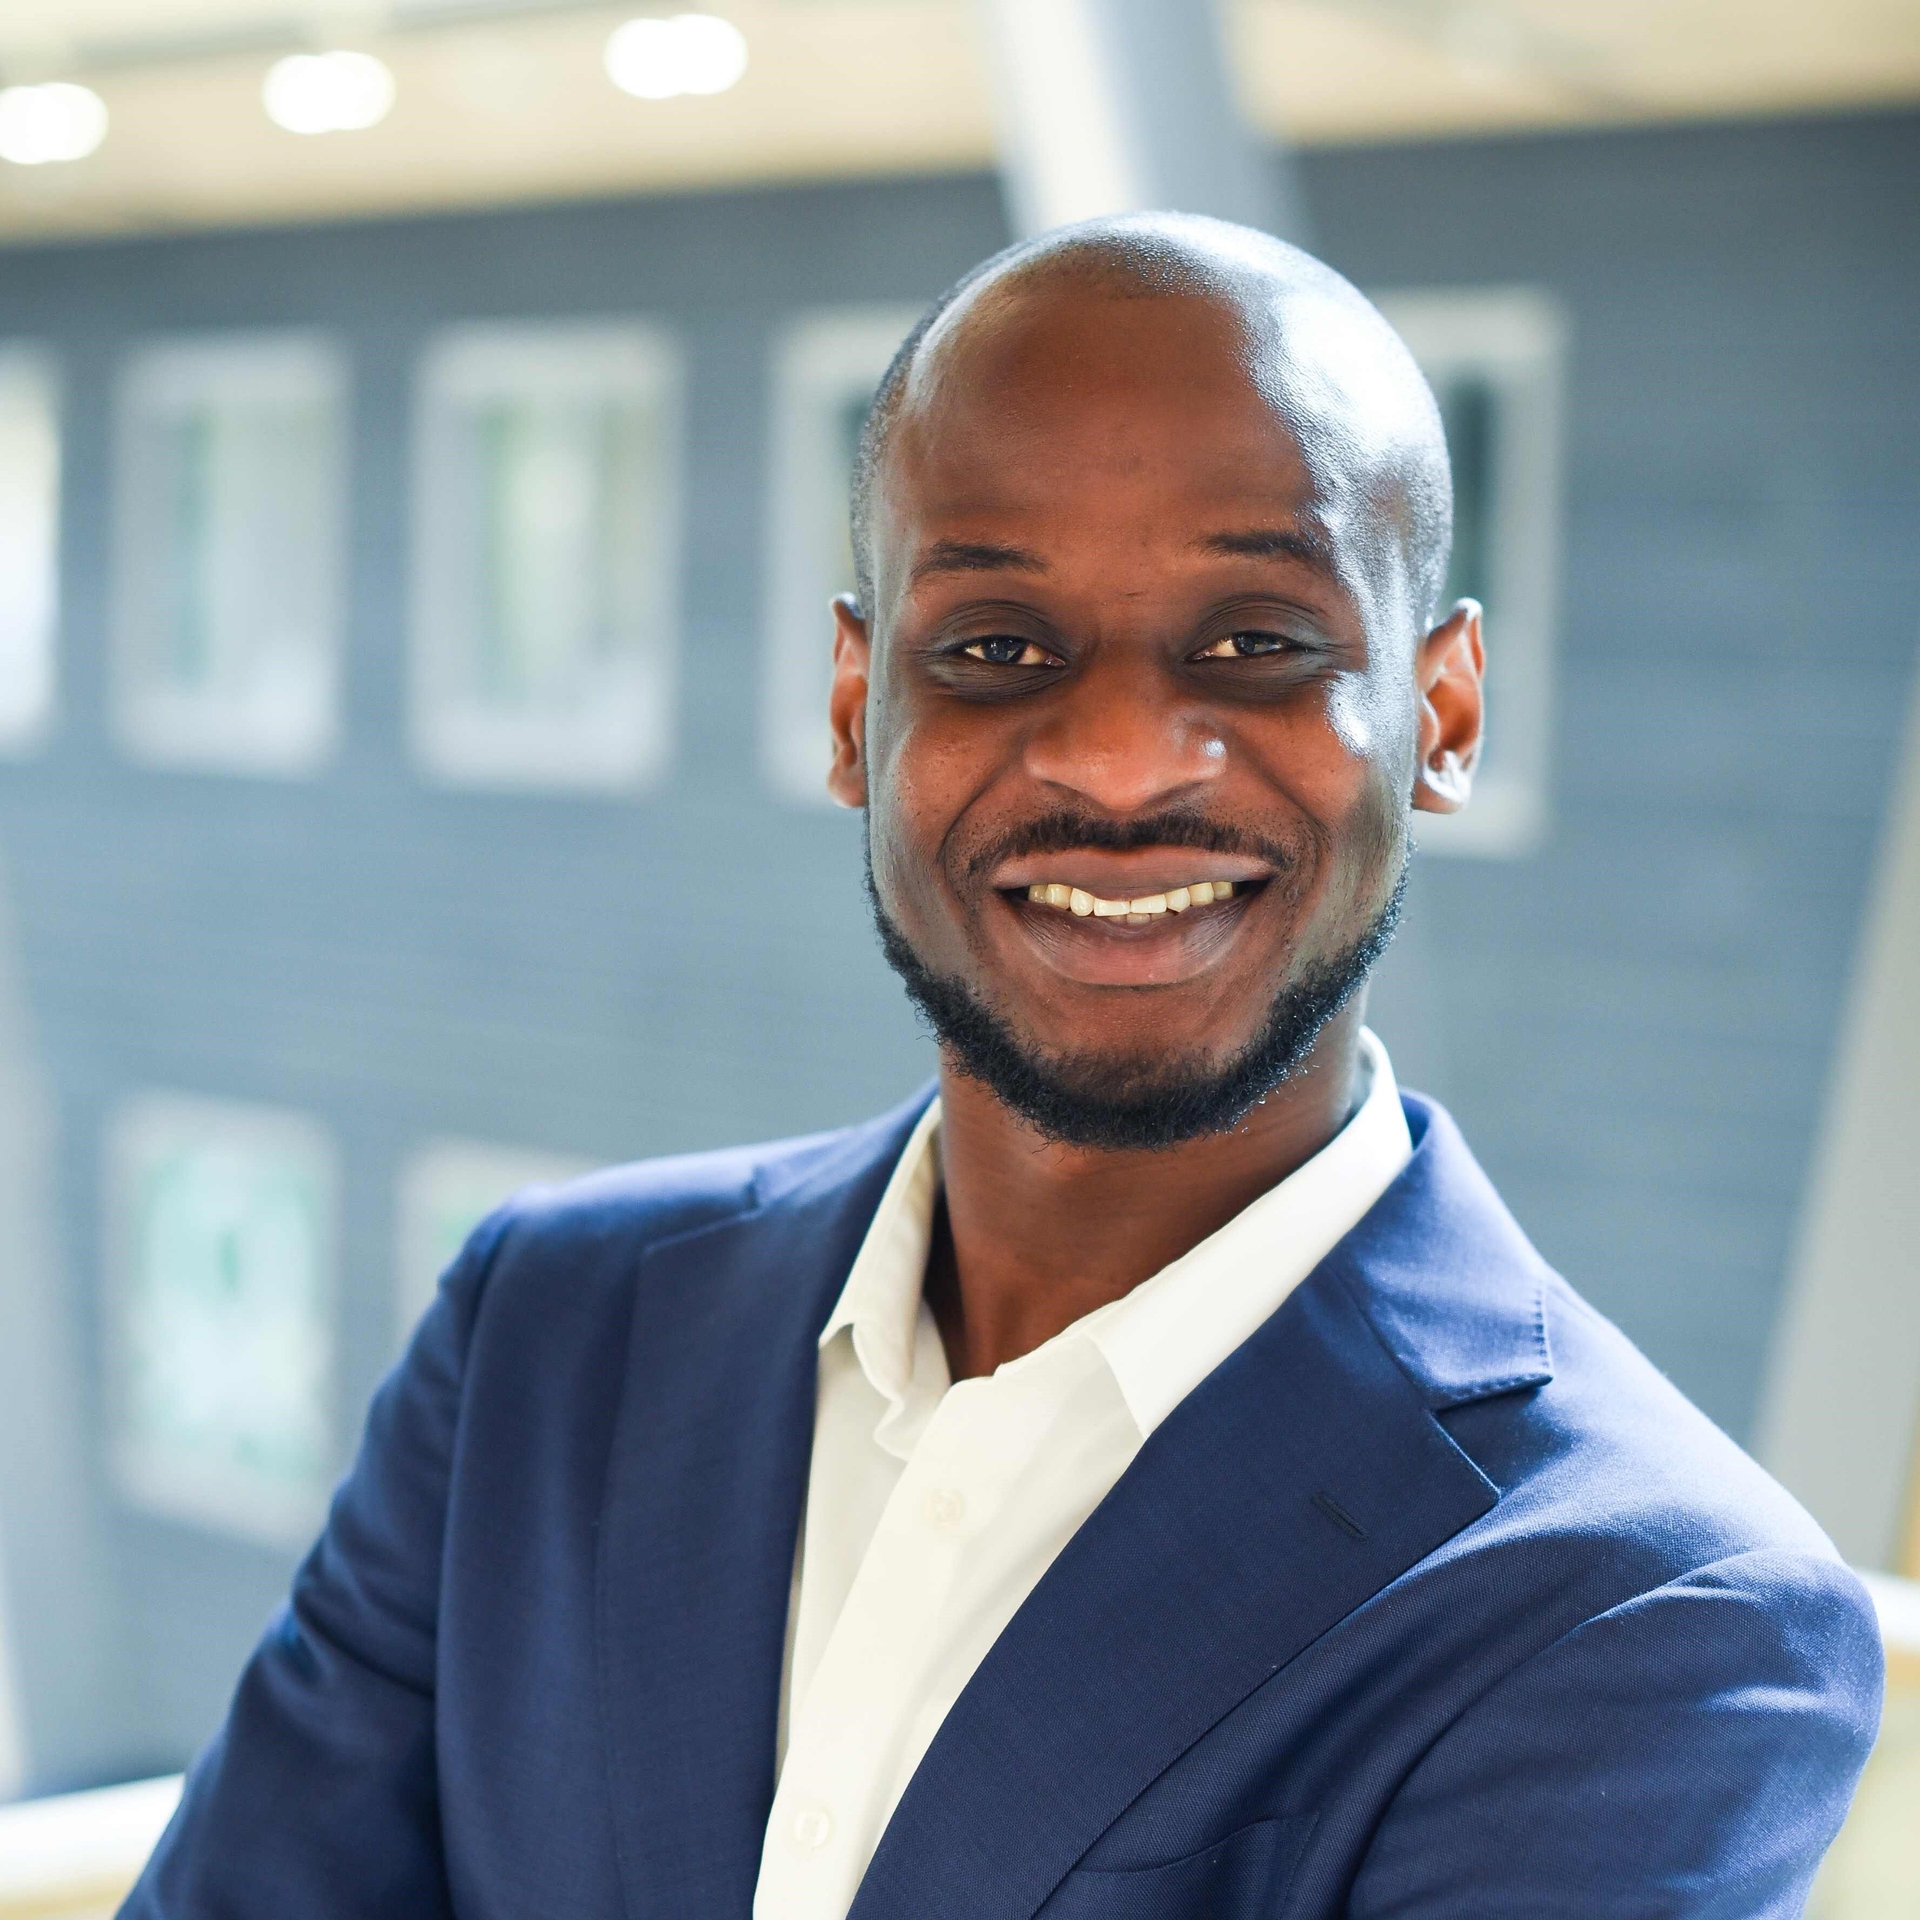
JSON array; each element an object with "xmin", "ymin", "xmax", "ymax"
[{"xmin": 0, "ymin": 0, "xmax": 1915, "ymax": 1802}]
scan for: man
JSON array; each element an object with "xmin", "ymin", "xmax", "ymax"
[{"xmin": 126, "ymin": 215, "xmax": 1880, "ymax": 1919}]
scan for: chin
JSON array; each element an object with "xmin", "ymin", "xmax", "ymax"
[{"xmin": 1005, "ymin": 1034, "xmax": 1241, "ymax": 1107}]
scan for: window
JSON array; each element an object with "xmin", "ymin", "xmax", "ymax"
[
  {"xmin": 760, "ymin": 307, "xmax": 921, "ymax": 805},
  {"xmin": 110, "ymin": 334, "xmax": 347, "ymax": 776},
  {"xmin": 411, "ymin": 323, "xmax": 682, "ymax": 792},
  {"xmin": 0, "ymin": 349, "xmax": 59, "ymax": 754},
  {"xmin": 105, "ymin": 1094, "xmax": 337, "ymax": 1548},
  {"xmin": 395, "ymin": 1138, "xmax": 594, "ymax": 1346},
  {"xmin": 1374, "ymin": 289, "xmax": 1568, "ymax": 858}
]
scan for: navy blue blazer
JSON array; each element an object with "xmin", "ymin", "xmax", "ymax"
[{"xmin": 125, "ymin": 1092, "xmax": 1881, "ymax": 1918}]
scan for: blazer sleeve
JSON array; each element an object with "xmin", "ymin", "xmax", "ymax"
[
  {"xmin": 118, "ymin": 1206, "xmax": 516, "ymax": 1920},
  {"xmin": 1346, "ymin": 1548, "xmax": 1885, "ymax": 1919}
]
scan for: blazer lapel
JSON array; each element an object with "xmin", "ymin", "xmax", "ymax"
[
  {"xmin": 848, "ymin": 1095, "xmax": 1554, "ymax": 1920},
  {"xmin": 595, "ymin": 1092, "xmax": 932, "ymax": 1920}
]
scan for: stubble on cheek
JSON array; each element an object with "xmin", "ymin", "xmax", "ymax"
[{"xmin": 863, "ymin": 746, "xmax": 986, "ymax": 985}]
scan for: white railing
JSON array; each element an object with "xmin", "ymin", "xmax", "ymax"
[
  {"xmin": 1857, "ymin": 1569, "xmax": 1920, "ymax": 1662},
  {"xmin": 0, "ymin": 1774, "xmax": 181, "ymax": 1920},
  {"xmin": 1810, "ymin": 1571, "xmax": 1920, "ymax": 1916}
]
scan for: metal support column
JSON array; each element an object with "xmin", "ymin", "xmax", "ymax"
[{"xmin": 1759, "ymin": 640, "xmax": 1920, "ymax": 1569}]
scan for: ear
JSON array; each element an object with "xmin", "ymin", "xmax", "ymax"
[
  {"xmin": 1411, "ymin": 598, "xmax": 1484, "ymax": 815},
  {"xmin": 826, "ymin": 594, "xmax": 872, "ymax": 809}
]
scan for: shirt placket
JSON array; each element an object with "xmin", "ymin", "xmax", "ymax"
[{"xmin": 761, "ymin": 1352, "xmax": 1076, "ymax": 1918}]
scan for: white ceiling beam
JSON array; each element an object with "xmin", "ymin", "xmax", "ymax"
[{"xmin": 974, "ymin": 0, "xmax": 1306, "ymax": 242}]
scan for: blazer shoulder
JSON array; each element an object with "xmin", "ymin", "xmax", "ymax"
[
  {"xmin": 443, "ymin": 1085, "xmax": 934, "ymax": 1324},
  {"xmin": 1354, "ymin": 1099, "xmax": 1846, "ymax": 1583},
  {"xmin": 1438, "ymin": 1265, "xmax": 1849, "ymax": 1604},
  {"xmin": 483, "ymin": 1124, "xmax": 855, "ymax": 1267}
]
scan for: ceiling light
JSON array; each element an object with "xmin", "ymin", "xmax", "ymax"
[
  {"xmin": 262, "ymin": 50, "xmax": 396, "ymax": 135},
  {"xmin": 604, "ymin": 14, "xmax": 748, "ymax": 101},
  {"xmin": 0, "ymin": 83, "xmax": 108, "ymax": 166}
]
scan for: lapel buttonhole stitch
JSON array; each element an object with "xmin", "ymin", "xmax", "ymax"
[{"xmin": 1310, "ymin": 1491, "xmax": 1368, "ymax": 1540}]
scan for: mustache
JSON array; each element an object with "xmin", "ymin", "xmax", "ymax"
[{"xmin": 964, "ymin": 808, "xmax": 1299, "ymax": 883}]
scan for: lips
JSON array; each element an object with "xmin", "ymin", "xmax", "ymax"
[
  {"xmin": 972, "ymin": 837, "xmax": 1278, "ymax": 987},
  {"xmin": 982, "ymin": 869, "xmax": 1260, "ymax": 992},
  {"xmin": 990, "ymin": 847, "xmax": 1273, "ymax": 894}
]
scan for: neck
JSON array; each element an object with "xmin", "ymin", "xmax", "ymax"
[{"xmin": 924, "ymin": 1000, "xmax": 1371, "ymax": 1381}]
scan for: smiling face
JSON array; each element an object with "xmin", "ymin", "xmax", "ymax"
[{"xmin": 831, "ymin": 227, "xmax": 1481, "ymax": 1149}]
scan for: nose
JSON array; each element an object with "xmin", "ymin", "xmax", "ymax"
[{"xmin": 1020, "ymin": 649, "xmax": 1225, "ymax": 816}]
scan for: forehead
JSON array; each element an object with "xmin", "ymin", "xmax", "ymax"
[
  {"xmin": 899, "ymin": 282, "xmax": 1300, "ymax": 482},
  {"xmin": 877, "ymin": 277, "xmax": 1414, "ymax": 598}
]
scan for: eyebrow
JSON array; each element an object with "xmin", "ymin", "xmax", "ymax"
[
  {"xmin": 909, "ymin": 539, "xmax": 1051, "ymax": 585},
  {"xmin": 1197, "ymin": 527, "xmax": 1337, "ymax": 574}
]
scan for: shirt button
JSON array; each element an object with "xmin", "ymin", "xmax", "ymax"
[
  {"xmin": 792, "ymin": 1806, "xmax": 834, "ymax": 1852},
  {"xmin": 923, "ymin": 1486, "xmax": 967, "ymax": 1531}
]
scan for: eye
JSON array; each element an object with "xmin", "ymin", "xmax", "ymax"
[
  {"xmin": 1194, "ymin": 631, "xmax": 1293, "ymax": 660},
  {"xmin": 960, "ymin": 635, "xmax": 1060, "ymax": 667}
]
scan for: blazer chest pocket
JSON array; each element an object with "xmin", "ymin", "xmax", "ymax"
[{"xmin": 1037, "ymin": 1814, "xmax": 1314, "ymax": 1920}]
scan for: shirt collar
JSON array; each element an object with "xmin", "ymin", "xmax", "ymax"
[
  {"xmin": 818, "ymin": 1094, "xmax": 942, "ymax": 1408},
  {"xmin": 818, "ymin": 1029, "xmax": 1411, "ymax": 1441}
]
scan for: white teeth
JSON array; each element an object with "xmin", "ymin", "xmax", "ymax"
[{"xmin": 1023, "ymin": 878, "xmax": 1241, "ymax": 919}]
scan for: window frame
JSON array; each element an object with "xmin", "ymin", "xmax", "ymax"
[
  {"xmin": 1373, "ymin": 286, "xmax": 1569, "ymax": 859},
  {"xmin": 109, "ymin": 331, "xmax": 349, "ymax": 779},
  {"xmin": 103, "ymin": 1091, "xmax": 339, "ymax": 1550},
  {"xmin": 760, "ymin": 305, "xmax": 922, "ymax": 807},
  {"xmin": 0, "ymin": 344, "xmax": 61, "ymax": 757},
  {"xmin": 408, "ymin": 319, "xmax": 685, "ymax": 795}
]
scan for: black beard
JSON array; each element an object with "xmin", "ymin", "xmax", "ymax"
[{"xmin": 867, "ymin": 851, "xmax": 1406, "ymax": 1153}]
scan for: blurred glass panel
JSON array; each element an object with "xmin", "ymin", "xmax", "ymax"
[
  {"xmin": 393, "ymin": 1138, "xmax": 594, "ymax": 1347},
  {"xmin": 0, "ymin": 350, "xmax": 59, "ymax": 754},
  {"xmin": 412, "ymin": 323, "xmax": 681, "ymax": 791},
  {"xmin": 110, "ymin": 334, "xmax": 346, "ymax": 776},
  {"xmin": 105, "ymin": 1095, "xmax": 337, "ymax": 1549},
  {"xmin": 760, "ymin": 306, "xmax": 921, "ymax": 805},
  {"xmin": 1375, "ymin": 289, "xmax": 1568, "ymax": 859}
]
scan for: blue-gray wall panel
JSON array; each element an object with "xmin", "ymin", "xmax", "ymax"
[{"xmin": 0, "ymin": 114, "xmax": 1914, "ymax": 1779}]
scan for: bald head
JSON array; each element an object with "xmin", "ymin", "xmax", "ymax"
[
  {"xmin": 849, "ymin": 212, "xmax": 1453, "ymax": 638},
  {"xmin": 827, "ymin": 214, "xmax": 1488, "ymax": 1153}
]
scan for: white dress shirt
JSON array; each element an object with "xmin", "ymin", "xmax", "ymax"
[{"xmin": 752, "ymin": 1030, "xmax": 1412, "ymax": 1920}]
